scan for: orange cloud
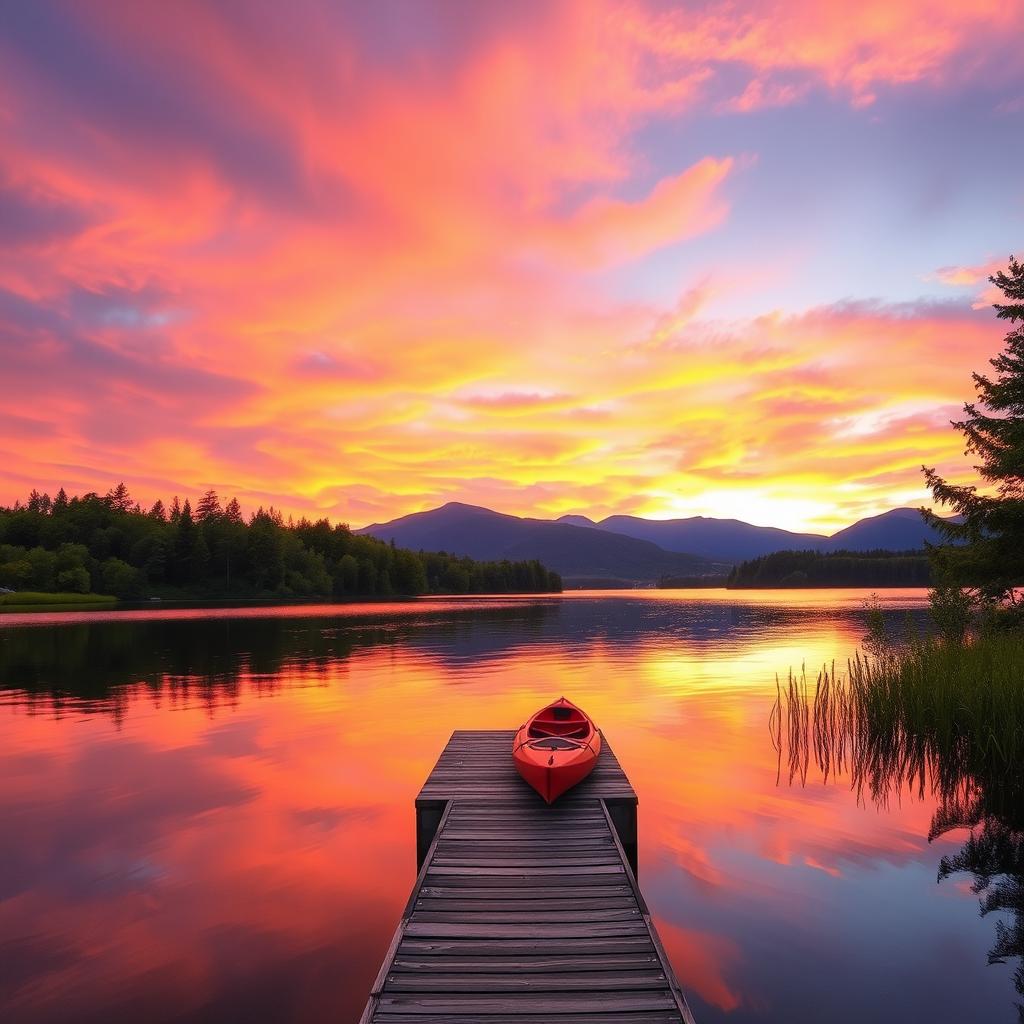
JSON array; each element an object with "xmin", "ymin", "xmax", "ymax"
[
  {"xmin": 535, "ymin": 158, "xmax": 734, "ymax": 267},
  {"xmin": 626, "ymin": 0, "xmax": 1022, "ymax": 107},
  {"xmin": 0, "ymin": 1, "xmax": 1018, "ymax": 529}
]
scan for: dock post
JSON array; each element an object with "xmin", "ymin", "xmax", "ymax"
[
  {"xmin": 605, "ymin": 796, "xmax": 639, "ymax": 877},
  {"xmin": 414, "ymin": 798, "xmax": 446, "ymax": 869}
]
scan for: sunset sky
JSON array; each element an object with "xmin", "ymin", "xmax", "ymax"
[{"xmin": 2, "ymin": 1, "xmax": 1022, "ymax": 532}]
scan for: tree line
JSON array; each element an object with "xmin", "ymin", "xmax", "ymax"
[
  {"xmin": 0, "ymin": 485, "xmax": 562, "ymax": 599},
  {"xmin": 727, "ymin": 548, "xmax": 931, "ymax": 588}
]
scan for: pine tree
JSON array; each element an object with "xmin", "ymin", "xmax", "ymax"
[
  {"xmin": 173, "ymin": 500, "xmax": 209, "ymax": 584},
  {"xmin": 107, "ymin": 482, "xmax": 132, "ymax": 513},
  {"xmin": 922, "ymin": 256, "xmax": 1024, "ymax": 604},
  {"xmin": 196, "ymin": 489, "xmax": 222, "ymax": 521},
  {"xmin": 27, "ymin": 489, "xmax": 48, "ymax": 513},
  {"xmin": 224, "ymin": 497, "xmax": 242, "ymax": 523},
  {"xmin": 149, "ymin": 499, "xmax": 167, "ymax": 521}
]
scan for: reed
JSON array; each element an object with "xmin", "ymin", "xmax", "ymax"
[{"xmin": 772, "ymin": 631, "xmax": 1024, "ymax": 797}]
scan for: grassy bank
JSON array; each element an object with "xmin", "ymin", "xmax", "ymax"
[{"xmin": 0, "ymin": 591, "xmax": 117, "ymax": 607}]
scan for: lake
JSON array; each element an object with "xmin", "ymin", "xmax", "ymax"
[{"xmin": 0, "ymin": 590, "xmax": 1015, "ymax": 1022}]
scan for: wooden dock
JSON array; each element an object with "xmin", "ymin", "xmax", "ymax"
[{"xmin": 361, "ymin": 730, "xmax": 695, "ymax": 1023}]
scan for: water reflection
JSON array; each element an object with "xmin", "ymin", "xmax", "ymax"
[
  {"xmin": 936, "ymin": 791, "xmax": 1024, "ymax": 1022},
  {"xmin": 2, "ymin": 590, "xmax": 1016, "ymax": 1023},
  {"xmin": 777, "ymin": 661, "xmax": 1024, "ymax": 1021}
]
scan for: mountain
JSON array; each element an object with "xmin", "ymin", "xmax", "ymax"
[
  {"xmin": 556, "ymin": 514, "xmax": 600, "ymax": 529},
  {"xmin": 359, "ymin": 502, "xmax": 954, "ymax": 582},
  {"xmin": 554, "ymin": 507, "xmax": 953, "ymax": 559},
  {"xmin": 822, "ymin": 507, "xmax": 949, "ymax": 552},
  {"xmin": 358, "ymin": 503, "xmax": 727, "ymax": 584},
  {"xmin": 569, "ymin": 514, "xmax": 827, "ymax": 561}
]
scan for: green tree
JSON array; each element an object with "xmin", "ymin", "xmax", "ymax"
[
  {"xmin": 337, "ymin": 553, "xmax": 359, "ymax": 593},
  {"xmin": 923, "ymin": 256, "xmax": 1024, "ymax": 605},
  {"xmin": 196, "ymin": 489, "xmax": 222, "ymax": 522},
  {"xmin": 56, "ymin": 565, "xmax": 90, "ymax": 593},
  {"xmin": 100, "ymin": 557, "xmax": 141, "ymax": 597},
  {"xmin": 0, "ymin": 557, "xmax": 33, "ymax": 590},
  {"xmin": 173, "ymin": 500, "xmax": 210, "ymax": 584},
  {"xmin": 246, "ymin": 511, "xmax": 285, "ymax": 590},
  {"xmin": 106, "ymin": 482, "xmax": 133, "ymax": 513}
]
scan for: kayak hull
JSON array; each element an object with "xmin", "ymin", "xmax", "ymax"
[{"xmin": 512, "ymin": 697, "xmax": 601, "ymax": 804}]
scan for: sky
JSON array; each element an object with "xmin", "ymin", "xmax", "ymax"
[{"xmin": 1, "ymin": 1, "xmax": 1022, "ymax": 533}]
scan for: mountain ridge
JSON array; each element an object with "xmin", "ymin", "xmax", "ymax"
[
  {"xmin": 360, "ymin": 501, "xmax": 729, "ymax": 584},
  {"xmin": 358, "ymin": 503, "xmax": 950, "ymax": 584}
]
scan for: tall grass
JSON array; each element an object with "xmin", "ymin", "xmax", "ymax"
[
  {"xmin": 771, "ymin": 631, "xmax": 1024, "ymax": 801},
  {"xmin": 0, "ymin": 591, "xmax": 117, "ymax": 606}
]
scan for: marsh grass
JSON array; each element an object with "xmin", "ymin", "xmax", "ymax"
[
  {"xmin": 0, "ymin": 591, "xmax": 117, "ymax": 606},
  {"xmin": 771, "ymin": 632, "xmax": 1024, "ymax": 802}
]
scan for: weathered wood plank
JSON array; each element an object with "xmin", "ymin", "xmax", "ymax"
[
  {"xmin": 403, "ymin": 920, "xmax": 649, "ymax": 938},
  {"xmin": 426, "ymin": 863, "xmax": 627, "ymax": 877},
  {"xmin": 396, "ymin": 935, "xmax": 657, "ymax": 956},
  {"xmin": 422, "ymin": 871, "xmax": 627, "ymax": 888},
  {"xmin": 417, "ymin": 885, "xmax": 634, "ymax": 900},
  {"xmin": 384, "ymin": 969, "xmax": 669, "ymax": 992},
  {"xmin": 411, "ymin": 908, "xmax": 642, "ymax": 924},
  {"xmin": 374, "ymin": 1015, "xmax": 682, "ymax": 1024},
  {"xmin": 414, "ymin": 896, "xmax": 637, "ymax": 912},
  {"xmin": 430, "ymin": 856, "xmax": 623, "ymax": 868},
  {"xmin": 390, "ymin": 952, "xmax": 661, "ymax": 972},
  {"xmin": 375, "ymin": 992, "xmax": 680, "ymax": 1013}
]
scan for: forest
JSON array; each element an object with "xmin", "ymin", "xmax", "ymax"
[
  {"xmin": 0, "ymin": 485, "xmax": 562, "ymax": 599},
  {"xmin": 727, "ymin": 548, "xmax": 931, "ymax": 588}
]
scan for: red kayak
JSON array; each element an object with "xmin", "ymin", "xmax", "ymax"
[{"xmin": 512, "ymin": 697, "xmax": 601, "ymax": 804}]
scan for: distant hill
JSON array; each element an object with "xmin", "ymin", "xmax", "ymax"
[
  {"xmin": 821, "ymin": 507, "xmax": 949, "ymax": 552},
  {"xmin": 555, "ymin": 507, "xmax": 953, "ymax": 559},
  {"xmin": 359, "ymin": 503, "xmax": 727, "ymax": 584},
  {"xmin": 567, "ymin": 514, "xmax": 827, "ymax": 561}
]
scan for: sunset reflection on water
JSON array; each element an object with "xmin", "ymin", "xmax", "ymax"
[{"xmin": 0, "ymin": 591, "xmax": 1012, "ymax": 1022}]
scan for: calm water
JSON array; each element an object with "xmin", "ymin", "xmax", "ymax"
[{"xmin": 0, "ymin": 590, "xmax": 1016, "ymax": 1022}]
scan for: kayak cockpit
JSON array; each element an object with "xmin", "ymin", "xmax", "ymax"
[{"xmin": 528, "ymin": 702, "xmax": 591, "ymax": 740}]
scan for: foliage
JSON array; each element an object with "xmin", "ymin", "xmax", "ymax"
[
  {"xmin": 0, "ymin": 485, "xmax": 562, "ymax": 599},
  {"xmin": 922, "ymin": 255, "xmax": 1024, "ymax": 605},
  {"xmin": 929, "ymin": 577, "xmax": 974, "ymax": 644},
  {"xmin": 727, "ymin": 548, "xmax": 931, "ymax": 588},
  {"xmin": 862, "ymin": 593, "xmax": 887, "ymax": 653}
]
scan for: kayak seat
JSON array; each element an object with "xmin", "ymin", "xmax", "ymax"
[
  {"xmin": 529, "ymin": 736, "xmax": 581, "ymax": 750},
  {"xmin": 529, "ymin": 718, "xmax": 591, "ymax": 739}
]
